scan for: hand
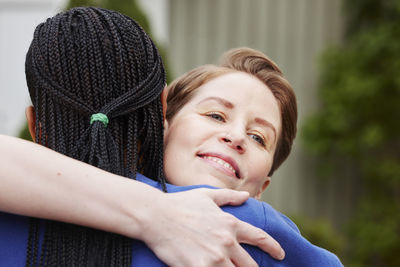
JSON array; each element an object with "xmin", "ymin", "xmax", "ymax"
[{"xmin": 140, "ymin": 188, "xmax": 285, "ymax": 267}]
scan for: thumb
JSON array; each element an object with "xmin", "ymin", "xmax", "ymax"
[{"xmin": 206, "ymin": 189, "xmax": 250, "ymax": 206}]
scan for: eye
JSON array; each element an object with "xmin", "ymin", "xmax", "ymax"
[
  {"xmin": 206, "ymin": 112, "xmax": 226, "ymax": 122},
  {"xmin": 249, "ymin": 133, "xmax": 266, "ymax": 147}
]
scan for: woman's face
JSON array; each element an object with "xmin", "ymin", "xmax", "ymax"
[{"xmin": 163, "ymin": 72, "xmax": 281, "ymax": 199}]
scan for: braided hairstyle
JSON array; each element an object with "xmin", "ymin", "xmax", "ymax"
[{"xmin": 25, "ymin": 7, "xmax": 166, "ymax": 266}]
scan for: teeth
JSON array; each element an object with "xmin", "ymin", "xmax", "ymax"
[{"xmin": 204, "ymin": 156, "xmax": 236, "ymax": 173}]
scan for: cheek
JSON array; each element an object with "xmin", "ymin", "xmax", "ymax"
[
  {"xmin": 246, "ymin": 153, "xmax": 272, "ymax": 183},
  {"xmin": 163, "ymin": 139, "xmax": 184, "ymax": 184},
  {"xmin": 165, "ymin": 128, "xmax": 193, "ymax": 151},
  {"xmin": 165, "ymin": 116, "xmax": 209, "ymax": 150},
  {"xmin": 163, "ymin": 120, "xmax": 202, "ymax": 183}
]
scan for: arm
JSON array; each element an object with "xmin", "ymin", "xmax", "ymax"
[{"xmin": 0, "ymin": 134, "xmax": 284, "ymax": 266}]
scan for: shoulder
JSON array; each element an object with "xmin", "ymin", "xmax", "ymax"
[
  {"xmin": 220, "ymin": 198, "xmax": 343, "ymax": 267},
  {"xmin": 133, "ymin": 175, "xmax": 343, "ymax": 266},
  {"xmin": 254, "ymin": 202, "xmax": 343, "ymax": 266},
  {"xmin": 257, "ymin": 200, "xmax": 301, "ymax": 233},
  {"xmin": 135, "ymin": 173, "xmax": 218, "ymax": 192},
  {"xmin": 0, "ymin": 212, "xmax": 31, "ymax": 266}
]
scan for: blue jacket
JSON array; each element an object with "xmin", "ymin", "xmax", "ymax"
[{"xmin": 0, "ymin": 173, "xmax": 342, "ymax": 266}]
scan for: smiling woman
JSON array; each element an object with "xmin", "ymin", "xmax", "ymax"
[
  {"xmin": 164, "ymin": 48, "xmax": 297, "ymax": 199},
  {"xmin": 155, "ymin": 48, "xmax": 342, "ymax": 266},
  {"xmin": 164, "ymin": 71, "xmax": 281, "ymax": 199}
]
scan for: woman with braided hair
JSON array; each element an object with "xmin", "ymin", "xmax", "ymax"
[
  {"xmin": 0, "ymin": 7, "xmax": 285, "ymax": 267},
  {"xmin": 21, "ymin": 6, "xmax": 171, "ymax": 266},
  {"xmin": 16, "ymin": 6, "xmax": 166, "ymax": 267}
]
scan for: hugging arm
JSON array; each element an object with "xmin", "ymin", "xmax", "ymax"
[{"xmin": 0, "ymin": 135, "xmax": 284, "ymax": 266}]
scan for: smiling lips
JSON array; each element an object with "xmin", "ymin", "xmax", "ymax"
[{"xmin": 198, "ymin": 153, "xmax": 241, "ymax": 179}]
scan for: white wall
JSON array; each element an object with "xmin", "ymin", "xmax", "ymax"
[{"xmin": 0, "ymin": 0, "xmax": 66, "ymax": 136}]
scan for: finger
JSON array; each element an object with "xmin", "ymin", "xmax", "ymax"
[
  {"xmin": 215, "ymin": 259, "xmax": 236, "ymax": 267},
  {"xmin": 230, "ymin": 242, "xmax": 258, "ymax": 267},
  {"xmin": 204, "ymin": 189, "xmax": 250, "ymax": 206},
  {"xmin": 236, "ymin": 221, "xmax": 285, "ymax": 260}
]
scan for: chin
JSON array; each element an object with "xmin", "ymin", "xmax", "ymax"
[{"xmin": 207, "ymin": 179, "xmax": 231, "ymax": 189}]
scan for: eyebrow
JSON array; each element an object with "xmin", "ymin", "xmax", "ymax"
[
  {"xmin": 255, "ymin": 118, "xmax": 277, "ymax": 143},
  {"xmin": 197, "ymin": 96, "xmax": 277, "ymax": 142},
  {"xmin": 197, "ymin": 96, "xmax": 234, "ymax": 108}
]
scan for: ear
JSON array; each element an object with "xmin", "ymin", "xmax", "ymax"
[
  {"xmin": 163, "ymin": 115, "xmax": 170, "ymax": 144},
  {"xmin": 25, "ymin": 106, "xmax": 36, "ymax": 142},
  {"xmin": 161, "ymin": 85, "xmax": 168, "ymax": 121},
  {"xmin": 255, "ymin": 177, "xmax": 271, "ymax": 200},
  {"xmin": 163, "ymin": 117, "xmax": 169, "ymax": 133},
  {"xmin": 161, "ymin": 86, "xmax": 170, "ymax": 133}
]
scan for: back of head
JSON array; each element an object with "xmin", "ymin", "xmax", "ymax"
[
  {"xmin": 26, "ymin": 6, "xmax": 165, "ymax": 179},
  {"xmin": 220, "ymin": 47, "xmax": 298, "ymax": 176},
  {"xmin": 25, "ymin": 7, "xmax": 165, "ymax": 266}
]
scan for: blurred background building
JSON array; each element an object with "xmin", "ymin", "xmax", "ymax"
[{"xmin": 1, "ymin": 0, "xmax": 398, "ymax": 266}]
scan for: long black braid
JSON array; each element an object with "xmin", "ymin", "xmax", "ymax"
[{"xmin": 24, "ymin": 7, "xmax": 166, "ymax": 266}]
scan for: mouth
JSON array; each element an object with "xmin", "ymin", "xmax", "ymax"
[{"xmin": 197, "ymin": 153, "xmax": 241, "ymax": 179}]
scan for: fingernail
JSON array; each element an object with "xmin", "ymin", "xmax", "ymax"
[{"xmin": 278, "ymin": 248, "xmax": 285, "ymax": 260}]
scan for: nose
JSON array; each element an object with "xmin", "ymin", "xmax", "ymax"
[{"xmin": 220, "ymin": 132, "xmax": 246, "ymax": 154}]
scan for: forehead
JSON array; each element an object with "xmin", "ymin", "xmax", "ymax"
[
  {"xmin": 190, "ymin": 72, "xmax": 281, "ymax": 131},
  {"xmin": 195, "ymin": 72, "xmax": 269, "ymax": 97}
]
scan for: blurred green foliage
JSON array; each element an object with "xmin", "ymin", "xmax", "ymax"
[
  {"xmin": 66, "ymin": 0, "xmax": 151, "ymax": 32},
  {"xmin": 18, "ymin": 123, "xmax": 32, "ymax": 141},
  {"xmin": 302, "ymin": 0, "xmax": 400, "ymax": 266},
  {"xmin": 291, "ymin": 215, "xmax": 345, "ymax": 257}
]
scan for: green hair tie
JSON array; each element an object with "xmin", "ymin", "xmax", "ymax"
[{"xmin": 90, "ymin": 113, "xmax": 109, "ymax": 127}]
